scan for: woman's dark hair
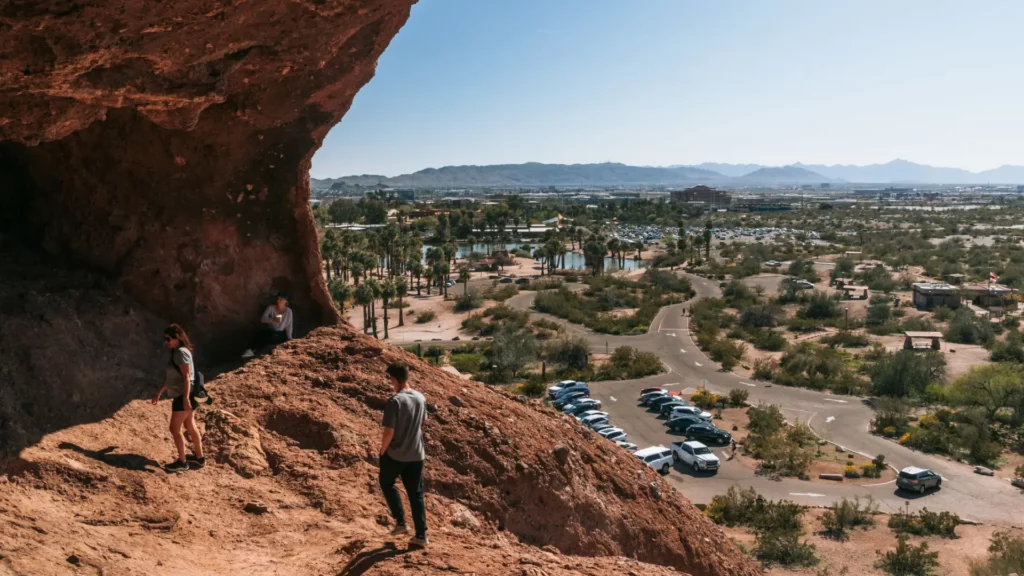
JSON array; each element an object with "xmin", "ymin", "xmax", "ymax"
[{"xmin": 164, "ymin": 323, "xmax": 194, "ymax": 353}]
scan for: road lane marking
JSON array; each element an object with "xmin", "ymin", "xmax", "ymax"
[
  {"xmin": 666, "ymin": 333, "xmax": 676, "ymax": 337},
  {"xmin": 679, "ymin": 348, "xmax": 686, "ymax": 353},
  {"xmin": 789, "ymin": 493, "xmax": 826, "ymax": 498},
  {"xmin": 739, "ymin": 381, "xmax": 756, "ymax": 387},
  {"xmin": 694, "ymin": 362, "xmax": 702, "ymax": 367},
  {"xmin": 824, "ymin": 399, "xmax": 848, "ymax": 403},
  {"xmin": 609, "ymin": 396, "xmax": 617, "ymax": 402},
  {"xmin": 681, "ymin": 387, "xmax": 697, "ymax": 394},
  {"xmin": 825, "ymin": 416, "xmax": 836, "ymax": 423}
]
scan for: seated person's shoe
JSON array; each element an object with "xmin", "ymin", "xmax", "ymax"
[{"xmin": 241, "ymin": 349, "xmax": 255, "ymax": 359}]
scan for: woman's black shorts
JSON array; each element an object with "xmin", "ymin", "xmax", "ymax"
[{"xmin": 171, "ymin": 394, "xmax": 199, "ymax": 413}]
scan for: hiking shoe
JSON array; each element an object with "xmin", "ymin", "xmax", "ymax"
[
  {"xmin": 408, "ymin": 535, "xmax": 428, "ymax": 549},
  {"xmin": 389, "ymin": 524, "xmax": 410, "ymax": 536},
  {"xmin": 241, "ymin": 349, "xmax": 255, "ymax": 359},
  {"xmin": 165, "ymin": 460, "xmax": 190, "ymax": 473},
  {"xmin": 186, "ymin": 456, "xmax": 206, "ymax": 469}
]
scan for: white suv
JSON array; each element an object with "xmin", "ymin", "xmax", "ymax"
[
  {"xmin": 634, "ymin": 446, "xmax": 673, "ymax": 475},
  {"xmin": 548, "ymin": 380, "xmax": 586, "ymax": 399}
]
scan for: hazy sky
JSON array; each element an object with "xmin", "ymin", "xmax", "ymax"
[{"xmin": 310, "ymin": 0, "xmax": 1024, "ymax": 178}]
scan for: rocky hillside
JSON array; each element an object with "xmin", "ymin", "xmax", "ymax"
[{"xmin": 0, "ymin": 326, "xmax": 759, "ymax": 575}]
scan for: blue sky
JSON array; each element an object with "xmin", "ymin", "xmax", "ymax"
[{"xmin": 310, "ymin": 0, "xmax": 1024, "ymax": 178}]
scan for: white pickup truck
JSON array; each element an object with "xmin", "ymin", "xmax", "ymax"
[{"xmin": 670, "ymin": 440, "xmax": 720, "ymax": 473}]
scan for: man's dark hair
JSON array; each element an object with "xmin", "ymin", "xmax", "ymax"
[{"xmin": 386, "ymin": 363, "xmax": 409, "ymax": 384}]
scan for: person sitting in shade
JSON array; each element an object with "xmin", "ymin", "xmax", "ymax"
[{"xmin": 241, "ymin": 292, "xmax": 293, "ymax": 359}]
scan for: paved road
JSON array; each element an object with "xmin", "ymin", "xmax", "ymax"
[{"xmin": 508, "ymin": 275, "xmax": 1024, "ymax": 526}]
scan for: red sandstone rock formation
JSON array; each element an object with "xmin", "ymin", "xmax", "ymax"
[
  {"xmin": 1, "ymin": 327, "xmax": 761, "ymax": 576},
  {"xmin": 0, "ymin": 0, "xmax": 416, "ymax": 354}
]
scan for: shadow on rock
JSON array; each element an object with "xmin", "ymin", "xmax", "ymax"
[
  {"xmin": 337, "ymin": 544, "xmax": 407, "ymax": 576},
  {"xmin": 58, "ymin": 443, "xmax": 161, "ymax": 473}
]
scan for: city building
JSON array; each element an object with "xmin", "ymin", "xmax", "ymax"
[{"xmin": 670, "ymin": 185, "xmax": 731, "ymax": 206}]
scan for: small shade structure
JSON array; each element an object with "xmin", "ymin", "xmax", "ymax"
[
  {"xmin": 840, "ymin": 284, "xmax": 869, "ymax": 299},
  {"xmin": 903, "ymin": 331, "xmax": 943, "ymax": 351}
]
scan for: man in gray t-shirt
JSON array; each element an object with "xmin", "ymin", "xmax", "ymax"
[{"xmin": 379, "ymin": 364, "xmax": 428, "ymax": 548}]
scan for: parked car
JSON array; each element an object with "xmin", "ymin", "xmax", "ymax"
[
  {"xmin": 552, "ymin": 390, "xmax": 589, "ymax": 409},
  {"xmin": 563, "ymin": 399, "xmax": 601, "ymax": 415},
  {"xmin": 639, "ymin": 387, "xmax": 667, "ymax": 399},
  {"xmin": 669, "ymin": 405, "xmax": 712, "ymax": 420},
  {"xmin": 671, "ymin": 440, "xmax": 720, "ymax": 472},
  {"xmin": 598, "ymin": 427, "xmax": 628, "ymax": 442},
  {"xmin": 658, "ymin": 400, "xmax": 692, "ymax": 416},
  {"xmin": 574, "ymin": 410, "xmax": 608, "ymax": 421},
  {"xmin": 616, "ymin": 441, "xmax": 639, "ymax": 453},
  {"xmin": 649, "ymin": 395, "xmax": 681, "ymax": 411},
  {"xmin": 635, "ymin": 446, "xmax": 674, "ymax": 475},
  {"xmin": 498, "ymin": 277, "xmax": 514, "ymax": 284},
  {"xmin": 590, "ymin": 422, "xmax": 614, "ymax": 434},
  {"xmin": 896, "ymin": 467, "xmax": 942, "ymax": 493},
  {"xmin": 667, "ymin": 414, "xmax": 705, "ymax": 432},
  {"xmin": 684, "ymin": 422, "xmax": 732, "ymax": 445},
  {"xmin": 640, "ymin": 390, "xmax": 669, "ymax": 406},
  {"xmin": 548, "ymin": 380, "xmax": 587, "ymax": 399},
  {"xmin": 515, "ymin": 278, "xmax": 530, "ymax": 285},
  {"xmin": 580, "ymin": 414, "xmax": 610, "ymax": 429},
  {"xmin": 764, "ymin": 260, "xmax": 781, "ymax": 267}
]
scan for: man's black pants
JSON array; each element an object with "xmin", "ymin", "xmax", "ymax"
[
  {"xmin": 252, "ymin": 328, "xmax": 287, "ymax": 352},
  {"xmin": 379, "ymin": 453, "xmax": 427, "ymax": 538}
]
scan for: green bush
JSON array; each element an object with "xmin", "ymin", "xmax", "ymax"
[
  {"xmin": 860, "ymin": 462, "xmax": 881, "ymax": 478},
  {"xmin": 876, "ymin": 536, "xmax": 940, "ymax": 576},
  {"xmin": 416, "ymin": 310, "xmax": 437, "ymax": 324},
  {"xmin": 596, "ymin": 346, "xmax": 664, "ymax": 380},
  {"xmin": 843, "ymin": 464, "xmax": 861, "ymax": 478},
  {"xmin": 755, "ymin": 529, "xmax": 819, "ymax": 568},
  {"xmin": 969, "ymin": 530, "xmax": 1024, "ymax": 576},
  {"xmin": 519, "ymin": 380, "xmax": 546, "ymax": 397},
  {"xmin": 484, "ymin": 284, "xmax": 519, "ymax": 302},
  {"xmin": 449, "ymin": 353, "xmax": 486, "ymax": 375},
  {"xmin": 821, "ymin": 497, "xmax": 877, "ymax": 540},
  {"xmin": 945, "ymin": 308, "xmax": 995, "ymax": 345},
  {"xmin": 461, "ymin": 313, "xmax": 486, "ymax": 334},
  {"xmin": 531, "ymin": 318, "xmax": 563, "ymax": 332},
  {"xmin": 820, "ymin": 331, "xmax": 870, "ymax": 348},
  {"xmin": 728, "ymin": 388, "xmax": 750, "ymax": 407},
  {"xmin": 800, "ymin": 290, "xmax": 841, "ymax": 320},
  {"xmin": 453, "ymin": 291, "xmax": 484, "ymax": 312},
  {"xmin": 932, "ymin": 306, "xmax": 953, "ymax": 322},
  {"xmin": 888, "ymin": 508, "xmax": 960, "ymax": 538},
  {"xmin": 545, "ymin": 336, "xmax": 591, "ymax": 371}
]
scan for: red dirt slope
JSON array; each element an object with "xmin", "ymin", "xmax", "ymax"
[{"xmin": 0, "ymin": 325, "xmax": 759, "ymax": 576}]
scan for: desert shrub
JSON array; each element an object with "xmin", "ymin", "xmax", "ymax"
[
  {"xmin": 747, "ymin": 404, "xmax": 785, "ymax": 437},
  {"xmin": 461, "ymin": 313, "xmax": 486, "ymax": 334},
  {"xmin": 690, "ymin": 388, "xmax": 720, "ymax": 410},
  {"xmin": 529, "ymin": 277, "xmax": 564, "ymax": 291},
  {"xmin": 969, "ymin": 530, "xmax": 1024, "ymax": 576},
  {"xmin": 723, "ymin": 280, "xmax": 758, "ymax": 308},
  {"xmin": 453, "ymin": 291, "xmax": 484, "ymax": 312},
  {"xmin": 860, "ymin": 462, "xmax": 881, "ymax": 478},
  {"xmin": 820, "ymin": 331, "xmax": 870, "ymax": 348},
  {"xmin": 869, "ymin": 350, "xmax": 946, "ymax": 398},
  {"xmin": 867, "ymin": 296, "xmax": 892, "ymax": 328},
  {"xmin": 518, "ymin": 380, "xmax": 546, "ymax": 397},
  {"xmin": 728, "ymin": 388, "xmax": 750, "ymax": 407},
  {"xmin": 843, "ymin": 464, "xmax": 861, "ymax": 478},
  {"xmin": 800, "ymin": 290, "xmax": 841, "ymax": 320},
  {"xmin": 544, "ymin": 336, "xmax": 590, "ymax": 370},
  {"xmin": 756, "ymin": 529, "xmax": 819, "ymax": 568},
  {"xmin": 945, "ymin": 308, "xmax": 995, "ymax": 345},
  {"xmin": 900, "ymin": 317, "xmax": 936, "ymax": 332},
  {"xmin": 787, "ymin": 316, "xmax": 824, "ymax": 333},
  {"xmin": 449, "ymin": 353, "xmax": 486, "ymax": 375},
  {"xmin": 705, "ymin": 486, "xmax": 761, "ymax": 526},
  {"xmin": 706, "ymin": 337, "xmax": 747, "ymax": 369},
  {"xmin": 821, "ymin": 497, "xmax": 877, "ymax": 540},
  {"xmin": 596, "ymin": 346, "xmax": 663, "ymax": 380},
  {"xmin": 747, "ymin": 328, "xmax": 788, "ymax": 351},
  {"xmin": 932, "ymin": 306, "xmax": 953, "ymax": 322},
  {"xmin": 416, "ymin": 310, "xmax": 437, "ymax": 323},
  {"xmin": 990, "ymin": 330, "xmax": 1024, "ymax": 363},
  {"xmin": 876, "ymin": 536, "xmax": 940, "ymax": 576},
  {"xmin": 871, "ymin": 397, "xmax": 912, "ymax": 435},
  {"xmin": 753, "ymin": 357, "xmax": 776, "ymax": 380},
  {"xmin": 888, "ymin": 508, "xmax": 960, "ymax": 538},
  {"xmin": 739, "ymin": 304, "xmax": 783, "ymax": 328},
  {"xmin": 484, "ymin": 284, "xmax": 519, "ymax": 302},
  {"xmin": 531, "ymin": 318, "xmax": 563, "ymax": 332}
]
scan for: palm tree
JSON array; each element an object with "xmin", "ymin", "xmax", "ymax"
[
  {"xmin": 329, "ymin": 279, "xmax": 353, "ymax": 314},
  {"xmin": 354, "ymin": 283, "xmax": 374, "ymax": 334},
  {"xmin": 365, "ymin": 278, "xmax": 381, "ymax": 339},
  {"xmin": 380, "ymin": 280, "xmax": 395, "ymax": 339},
  {"xmin": 634, "ymin": 240, "xmax": 644, "ymax": 262},
  {"xmin": 435, "ymin": 262, "xmax": 450, "ymax": 299},
  {"xmin": 409, "ymin": 260, "xmax": 423, "ymax": 296},
  {"xmin": 395, "ymin": 278, "xmax": 408, "ymax": 327},
  {"xmin": 703, "ymin": 219, "xmax": 713, "ymax": 260},
  {"xmin": 693, "ymin": 236, "xmax": 704, "ymax": 264},
  {"xmin": 607, "ymin": 237, "xmax": 620, "ymax": 270},
  {"xmin": 423, "ymin": 266, "xmax": 434, "ymax": 296},
  {"xmin": 584, "ymin": 240, "xmax": 605, "ymax": 276},
  {"xmin": 459, "ymin": 265, "xmax": 471, "ymax": 295}
]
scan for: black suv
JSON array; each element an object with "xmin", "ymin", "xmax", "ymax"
[{"xmin": 684, "ymin": 422, "xmax": 732, "ymax": 445}]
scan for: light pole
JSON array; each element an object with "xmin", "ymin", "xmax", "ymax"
[{"xmin": 844, "ymin": 307, "xmax": 849, "ymax": 332}]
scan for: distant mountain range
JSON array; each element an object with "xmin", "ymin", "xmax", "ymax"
[{"xmin": 312, "ymin": 159, "xmax": 1024, "ymax": 189}]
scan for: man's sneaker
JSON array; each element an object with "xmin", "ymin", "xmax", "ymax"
[
  {"xmin": 241, "ymin": 349, "xmax": 255, "ymax": 359},
  {"xmin": 186, "ymin": 455, "xmax": 206, "ymax": 469},
  {"xmin": 408, "ymin": 535, "xmax": 428, "ymax": 549},
  {"xmin": 389, "ymin": 524, "xmax": 410, "ymax": 536},
  {"xmin": 165, "ymin": 460, "xmax": 190, "ymax": 473}
]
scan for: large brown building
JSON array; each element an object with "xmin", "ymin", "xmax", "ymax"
[{"xmin": 670, "ymin": 185, "xmax": 731, "ymax": 206}]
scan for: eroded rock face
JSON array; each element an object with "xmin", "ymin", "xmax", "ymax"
[{"xmin": 0, "ymin": 0, "xmax": 416, "ymax": 356}]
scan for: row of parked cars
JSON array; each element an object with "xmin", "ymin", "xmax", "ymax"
[
  {"xmin": 633, "ymin": 387, "xmax": 736, "ymax": 475},
  {"xmin": 548, "ymin": 381, "xmax": 638, "ymax": 451}
]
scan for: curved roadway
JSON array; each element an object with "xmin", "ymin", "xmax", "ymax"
[{"xmin": 506, "ymin": 275, "xmax": 1023, "ymax": 526}]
